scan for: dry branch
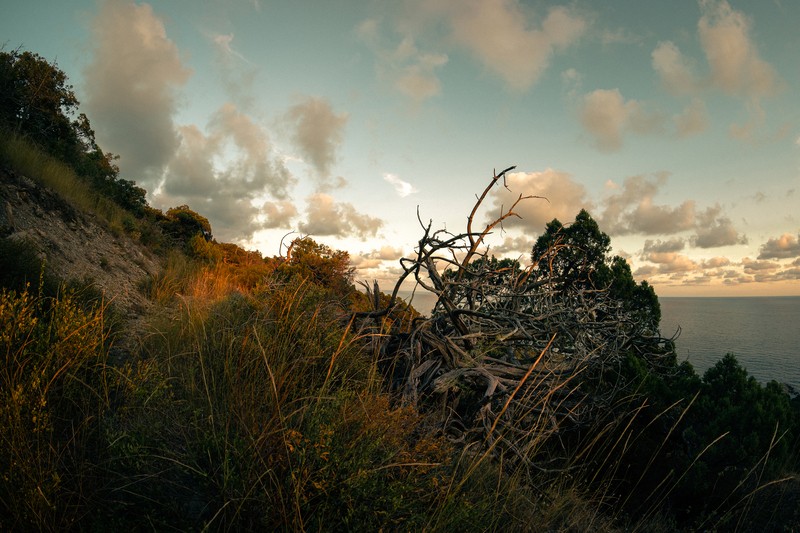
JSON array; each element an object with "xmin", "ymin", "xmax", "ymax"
[{"xmin": 356, "ymin": 167, "xmax": 677, "ymax": 478}]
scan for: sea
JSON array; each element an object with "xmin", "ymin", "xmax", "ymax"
[
  {"xmin": 400, "ymin": 291, "xmax": 800, "ymax": 392},
  {"xmin": 659, "ymin": 296, "xmax": 800, "ymax": 392}
]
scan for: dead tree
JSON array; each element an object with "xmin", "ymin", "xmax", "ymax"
[{"xmin": 355, "ymin": 167, "xmax": 677, "ymax": 474}]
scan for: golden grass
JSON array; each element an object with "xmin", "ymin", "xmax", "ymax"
[{"xmin": 0, "ymin": 133, "xmax": 129, "ymax": 234}]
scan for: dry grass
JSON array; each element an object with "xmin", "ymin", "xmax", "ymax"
[{"xmin": 0, "ymin": 134, "xmax": 130, "ymax": 234}]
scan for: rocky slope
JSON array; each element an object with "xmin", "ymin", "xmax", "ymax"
[{"xmin": 0, "ymin": 166, "xmax": 160, "ymax": 316}]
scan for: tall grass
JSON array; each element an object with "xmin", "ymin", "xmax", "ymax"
[
  {"xmin": 0, "ymin": 285, "xmax": 111, "ymax": 530},
  {"xmin": 0, "ymin": 133, "xmax": 130, "ymax": 234}
]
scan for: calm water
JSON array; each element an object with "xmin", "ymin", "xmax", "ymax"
[{"xmin": 659, "ymin": 296, "xmax": 800, "ymax": 391}]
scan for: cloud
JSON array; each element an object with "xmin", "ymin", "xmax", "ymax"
[
  {"xmin": 210, "ymin": 33, "xmax": 257, "ymax": 109},
  {"xmin": 645, "ymin": 1, "xmax": 783, "ymax": 143},
  {"xmin": 579, "ymin": 89, "xmax": 665, "ymax": 151},
  {"xmin": 392, "ymin": 39, "xmax": 449, "ymax": 101},
  {"xmin": 758, "ymin": 233, "xmax": 800, "ymax": 259},
  {"xmin": 741, "ymin": 257, "xmax": 780, "ymax": 274},
  {"xmin": 359, "ymin": 1, "xmax": 585, "ymax": 96},
  {"xmin": 490, "ymin": 234, "xmax": 538, "ymax": 256},
  {"xmin": 674, "ymin": 98, "xmax": 709, "ymax": 137},
  {"xmin": 701, "ymin": 256, "xmax": 731, "ymax": 268},
  {"xmin": 299, "ymin": 193, "xmax": 384, "ymax": 240},
  {"xmin": 438, "ymin": 1, "xmax": 587, "ymax": 91},
  {"xmin": 487, "ymin": 169, "xmax": 591, "ymax": 233},
  {"xmin": 698, "ymin": 0, "xmax": 780, "ymax": 99},
  {"xmin": 642, "ymin": 238, "xmax": 686, "ymax": 254},
  {"xmin": 259, "ymin": 200, "xmax": 298, "ymax": 229},
  {"xmin": 652, "ymin": 41, "xmax": 699, "ymax": 95},
  {"xmin": 599, "ymin": 174, "xmax": 696, "ymax": 235},
  {"xmin": 692, "ymin": 208, "xmax": 748, "ymax": 248},
  {"xmin": 83, "ymin": 0, "xmax": 192, "ymax": 186},
  {"xmin": 373, "ymin": 245, "xmax": 406, "ymax": 260},
  {"xmin": 640, "ymin": 251, "xmax": 699, "ymax": 274},
  {"xmin": 357, "ymin": 20, "xmax": 448, "ymax": 102},
  {"xmin": 211, "ymin": 104, "xmax": 293, "ymax": 197},
  {"xmin": 159, "ymin": 104, "xmax": 295, "ymax": 240},
  {"xmin": 284, "ymin": 97, "xmax": 348, "ymax": 179},
  {"xmin": 383, "ymin": 173, "xmax": 418, "ymax": 197}
]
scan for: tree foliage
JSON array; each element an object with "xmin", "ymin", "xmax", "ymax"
[
  {"xmin": 0, "ymin": 47, "xmax": 147, "ymax": 214},
  {"xmin": 532, "ymin": 209, "xmax": 660, "ymax": 331},
  {"xmin": 280, "ymin": 237, "xmax": 355, "ymax": 296}
]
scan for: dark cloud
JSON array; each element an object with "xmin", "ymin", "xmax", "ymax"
[
  {"xmin": 83, "ymin": 0, "xmax": 191, "ymax": 186},
  {"xmin": 700, "ymin": 257, "xmax": 731, "ymax": 269},
  {"xmin": 741, "ymin": 257, "xmax": 780, "ymax": 274},
  {"xmin": 260, "ymin": 201, "xmax": 298, "ymax": 229},
  {"xmin": 692, "ymin": 208, "xmax": 748, "ymax": 248},
  {"xmin": 285, "ymin": 97, "xmax": 348, "ymax": 181},
  {"xmin": 642, "ymin": 238, "xmax": 686, "ymax": 254}
]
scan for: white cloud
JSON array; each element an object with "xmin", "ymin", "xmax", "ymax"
[
  {"xmin": 299, "ymin": 193, "xmax": 384, "ymax": 240},
  {"xmin": 159, "ymin": 104, "xmax": 295, "ymax": 240},
  {"xmin": 579, "ymin": 89, "xmax": 665, "ymax": 151},
  {"xmin": 439, "ymin": 1, "xmax": 587, "ymax": 91},
  {"xmin": 358, "ymin": 21, "xmax": 448, "ymax": 103},
  {"xmin": 641, "ymin": 251, "xmax": 699, "ymax": 274},
  {"xmin": 360, "ymin": 1, "xmax": 585, "ymax": 97},
  {"xmin": 652, "ymin": 41, "xmax": 699, "ymax": 95},
  {"xmin": 490, "ymin": 234, "xmax": 538, "ymax": 256},
  {"xmin": 674, "ymin": 98, "xmax": 709, "ymax": 137},
  {"xmin": 487, "ymin": 169, "xmax": 591, "ymax": 233},
  {"xmin": 383, "ymin": 173, "xmax": 418, "ymax": 197},
  {"xmin": 83, "ymin": 0, "xmax": 192, "ymax": 186},
  {"xmin": 698, "ymin": 0, "xmax": 780, "ymax": 99}
]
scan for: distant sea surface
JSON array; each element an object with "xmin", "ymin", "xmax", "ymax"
[{"xmin": 659, "ymin": 296, "xmax": 800, "ymax": 391}]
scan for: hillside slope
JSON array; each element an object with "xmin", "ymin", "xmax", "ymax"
[{"xmin": 0, "ymin": 165, "xmax": 160, "ymax": 315}]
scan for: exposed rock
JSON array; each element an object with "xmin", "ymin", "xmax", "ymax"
[{"xmin": 0, "ymin": 166, "xmax": 161, "ymax": 317}]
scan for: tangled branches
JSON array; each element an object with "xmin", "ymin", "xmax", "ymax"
[{"xmin": 357, "ymin": 167, "xmax": 677, "ymax": 473}]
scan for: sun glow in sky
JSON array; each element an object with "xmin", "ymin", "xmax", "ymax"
[{"xmin": 3, "ymin": 0, "xmax": 800, "ymax": 296}]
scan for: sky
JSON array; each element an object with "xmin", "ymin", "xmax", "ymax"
[{"xmin": 3, "ymin": 0, "xmax": 800, "ymax": 297}]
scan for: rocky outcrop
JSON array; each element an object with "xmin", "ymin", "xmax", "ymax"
[{"xmin": 0, "ymin": 166, "xmax": 160, "ymax": 316}]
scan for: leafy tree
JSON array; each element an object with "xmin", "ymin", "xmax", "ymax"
[
  {"xmin": 160, "ymin": 205, "xmax": 213, "ymax": 247},
  {"xmin": 0, "ymin": 48, "xmax": 79, "ymax": 156},
  {"xmin": 531, "ymin": 209, "xmax": 660, "ymax": 332},
  {"xmin": 0, "ymin": 48, "xmax": 147, "ymax": 214},
  {"xmin": 281, "ymin": 237, "xmax": 355, "ymax": 296}
]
